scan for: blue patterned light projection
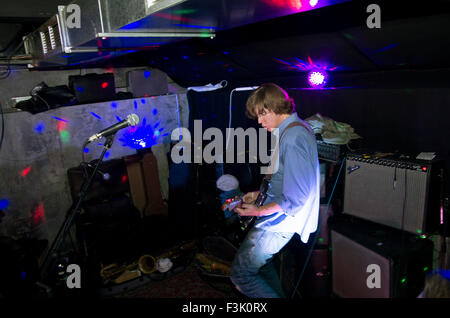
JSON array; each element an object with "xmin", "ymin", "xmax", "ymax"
[{"xmin": 118, "ymin": 116, "xmax": 168, "ymax": 150}]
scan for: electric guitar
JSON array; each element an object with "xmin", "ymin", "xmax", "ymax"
[{"xmin": 221, "ymin": 177, "xmax": 270, "ymax": 233}]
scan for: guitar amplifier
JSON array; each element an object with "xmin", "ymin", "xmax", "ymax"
[
  {"xmin": 343, "ymin": 153, "xmax": 442, "ymax": 235},
  {"xmin": 317, "ymin": 140, "xmax": 345, "ymax": 163}
]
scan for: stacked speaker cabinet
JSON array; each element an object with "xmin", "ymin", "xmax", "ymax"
[
  {"xmin": 330, "ymin": 153, "xmax": 441, "ymax": 298},
  {"xmin": 331, "ymin": 217, "xmax": 433, "ymax": 298}
]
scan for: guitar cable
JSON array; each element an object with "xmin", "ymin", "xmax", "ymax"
[{"xmin": 290, "ymin": 154, "xmax": 347, "ymax": 299}]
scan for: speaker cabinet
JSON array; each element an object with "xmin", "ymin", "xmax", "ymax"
[
  {"xmin": 69, "ymin": 73, "xmax": 116, "ymax": 104},
  {"xmin": 343, "ymin": 154, "xmax": 441, "ymax": 234},
  {"xmin": 331, "ymin": 217, "xmax": 433, "ymax": 298},
  {"xmin": 128, "ymin": 69, "xmax": 168, "ymax": 97}
]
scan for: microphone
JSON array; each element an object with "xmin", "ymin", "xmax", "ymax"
[{"xmin": 87, "ymin": 114, "xmax": 139, "ymax": 142}]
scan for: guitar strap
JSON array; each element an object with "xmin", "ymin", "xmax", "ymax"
[{"xmin": 265, "ymin": 121, "xmax": 313, "ymax": 180}]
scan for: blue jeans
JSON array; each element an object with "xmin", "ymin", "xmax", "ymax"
[{"xmin": 230, "ymin": 227, "xmax": 295, "ymax": 298}]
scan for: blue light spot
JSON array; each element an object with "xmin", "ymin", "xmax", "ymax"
[
  {"xmin": 144, "ymin": 70, "xmax": 151, "ymax": 78},
  {"xmin": 374, "ymin": 43, "xmax": 399, "ymax": 53},
  {"xmin": 134, "ymin": 100, "xmax": 138, "ymax": 109},
  {"xmin": 90, "ymin": 112, "xmax": 102, "ymax": 120},
  {"xmin": 119, "ymin": 117, "xmax": 166, "ymax": 150},
  {"xmin": 51, "ymin": 117, "xmax": 69, "ymax": 123},
  {"xmin": 116, "ymin": 115, "xmax": 122, "ymax": 122},
  {"xmin": 84, "ymin": 147, "xmax": 90, "ymax": 153},
  {"xmin": 153, "ymin": 121, "xmax": 160, "ymax": 129},
  {"xmin": 0, "ymin": 198, "xmax": 10, "ymax": 210},
  {"xmin": 183, "ymin": 56, "xmax": 188, "ymax": 59},
  {"xmin": 34, "ymin": 122, "xmax": 46, "ymax": 134},
  {"xmin": 105, "ymin": 151, "xmax": 110, "ymax": 159},
  {"xmin": 111, "ymin": 102, "xmax": 118, "ymax": 109},
  {"xmin": 76, "ymin": 86, "xmax": 84, "ymax": 92},
  {"xmin": 141, "ymin": 99, "xmax": 146, "ymax": 104},
  {"xmin": 223, "ymin": 51, "xmax": 229, "ymax": 55},
  {"xmin": 152, "ymin": 109, "xmax": 157, "ymax": 116}
]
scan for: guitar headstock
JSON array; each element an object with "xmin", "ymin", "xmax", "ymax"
[{"xmin": 221, "ymin": 197, "xmax": 243, "ymax": 211}]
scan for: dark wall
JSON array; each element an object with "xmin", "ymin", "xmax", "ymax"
[
  {"xmin": 178, "ymin": 80, "xmax": 450, "ymax": 205},
  {"xmin": 287, "ymin": 87, "xmax": 450, "ymax": 194}
]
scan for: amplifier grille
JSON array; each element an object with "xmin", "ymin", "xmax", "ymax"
[{"xmin": 343, "ymin": 157, "xmax": 430, "ymax": 234}]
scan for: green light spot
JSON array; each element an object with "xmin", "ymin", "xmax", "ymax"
[
  {"xmin": 423, "ymin": 267, "xmax": 429, "ymax": 272},
  {"xmin": 172, "ymin": 9, "xmax": 197, "ymax": 15},
  {"xmin": 343, "ymin": 33, "xmax": 354, "ymax": 40},
  {"xmin": 60, "ymin": 130, "xmax": 70, "ymax": 143},
  {"xmin": 401, "ymin": 278, "xmax": 406, "ymax": 284},
  {"xmin": 417, "ymin": 229, "xmax": 422, "ymax": 234},
  {"xmin": 318, "ymin": 238, "xmax": 324, "ymax": 243},
  {"xmin": 201, "ymin": 31, "xmax": 213, "ymax": 38}
]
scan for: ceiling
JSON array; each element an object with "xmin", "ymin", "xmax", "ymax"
[{"xmin": 1, "ymin": 0, "xmax": 450, "ymax": 88}]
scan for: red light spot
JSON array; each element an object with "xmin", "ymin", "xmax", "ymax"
[
  {"xmin": 102, "ymin": 82, "xmax": 109, "ymax": 88},
  {"xmin": 422, "ymin": 166, "xmax": 428, "ymax": 172},
  {"xmin": 57, "ymin": 121, "xmax": 67, "ymax": 132},
  {"xmin": 121, "ymin": 175, "xmax": 128, "ymax": 183},
  {"xmin": 21, "ymin": 166, "xmax": 31, "ymax": 177},
  {"xmin": 144, "ymin": 94, "xmax": 149, "ymax": 97},
  {"xmin": 32, "ymin": 203, "xmax": 46, "ymax": 226},
  {"xmin": 152, "ymin": 12, "xmax": 196, "ymax": 23}
]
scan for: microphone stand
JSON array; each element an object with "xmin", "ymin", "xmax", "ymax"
[{"xmin": 37, "ymin": 134, "xmax": 116, "ymax": 296}]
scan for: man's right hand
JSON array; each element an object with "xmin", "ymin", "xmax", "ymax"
[{"xmin": 243, "ymin": 191, "xmax": 260, "ymax": 204}]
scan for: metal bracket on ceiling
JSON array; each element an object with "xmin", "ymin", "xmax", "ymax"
[{"xmin": 96, "ymin": 31, "xmax": 216, "ymax": 39}]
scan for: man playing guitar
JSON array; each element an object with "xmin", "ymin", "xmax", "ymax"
[{"xmin": 229, "ymin": 83, "xmax": 321, "ymax": 298}]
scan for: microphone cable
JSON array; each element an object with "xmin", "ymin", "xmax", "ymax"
[{"xmin": 290, "ymin": 154, "xmax": 347, "ymax": 299}]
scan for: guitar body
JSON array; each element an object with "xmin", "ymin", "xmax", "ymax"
[{"xmin": 221, "ymin": 177, "xmax": 270, "ymax": 238}]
